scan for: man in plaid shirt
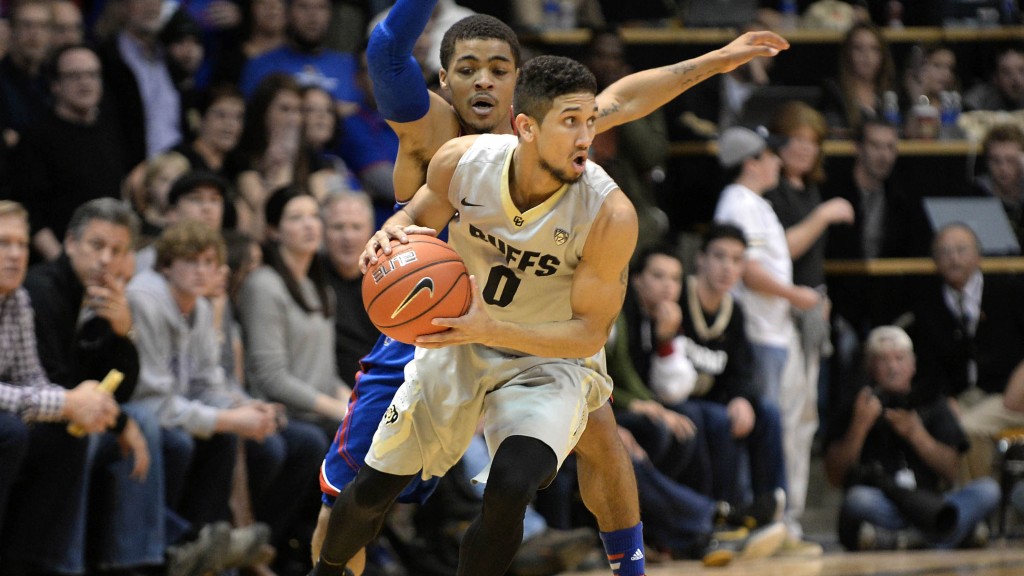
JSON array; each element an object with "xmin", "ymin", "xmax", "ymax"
[{"xmin": 0, "ymin": 200, "xmax": 118, "ymax": 563}]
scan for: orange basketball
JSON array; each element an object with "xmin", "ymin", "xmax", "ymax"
[{"xmin": 362, "ymin": 235, "xmax": 471, "ymax": 344}]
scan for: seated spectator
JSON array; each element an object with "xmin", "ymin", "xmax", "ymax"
[
  {"xmin": 135, "ymin": 171, "xmax": 229, "ymax": 273},
  {"xmin": 820, "ymin": 22, "xmax": 896, "ymax": 137},
  {"xmin": 237, "ymin": 186, "xmax": 350, "ymax": 438},
  {"xmin": 160, "ymin": 9, "xmax": 207, "ymax": 139},
  {"xmin": 606, "ymin": 244, "xmax": 703, "ymax": 492},
  {"xmin": 172, "ymin": 84, "xmax": 246, "ymax": 179},
  {"xmin": 0, "ymin": 0, "xmax": 53, "ymax": 148},
  {"xmin": 964, "ymin": 47, "xmax": 1024, "ymax": 112},
  {"xmin": 12, "ymin": 44, "xmax": 129, "ymax": 262},
  {"xmin": 301, "ymin": 85, "xmax": 362, "ymax": 197},
  {"xmin": 908, "ymin": 223, "xmax": 1024, "ymax": 480},
  {"xmin": 131, "ymin": 150, "xmax": 192, "ymax": 240},
  {"xmin": 233, "ymin": 74, "xmax": 334, "ymax": 238},
  {"xmin": 973, "ymin": 123, "xmax": 1024, "ymax": 247},
  {"xmin": 824, "ymin": 118, "xmax": 930, "ymax": 337},
  {"xmin": 321, "ymin": 191, "xmax": 379, "ymax": 383},
  {"xmin": 675, "ymin": 226, "xmax": 788, "ymax": 526},
  {"xmin": 128, "ymin": 221, "xmax": 322, "ymax": 571},
  {"xmin": 825, "ymin": 326, "xmax": 999, "ymax": 551},
  {"xmin": 239, "ymin": 0, "xmax": 361, "ymax": 115},
  {"xmin": 0, "ymin": 200, "xmax": 119, "ymax": 573},
  {"xmin": 903, "ymin": 45, "xmax": 959, "ymax": 115},
  {"xmin": 211, "ymin": 0, "xmax": 286, "ymax": 87}
]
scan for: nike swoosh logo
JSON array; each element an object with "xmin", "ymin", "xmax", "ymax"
[
  {"xmin": 391, "ymin": 277, "xmax": 435, "ymax": 319},
  {"xmin": 460, "ymin": 198, "xmax": 483, "ymax": 207}
]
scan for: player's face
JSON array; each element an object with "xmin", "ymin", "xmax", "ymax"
[
  {"xmin": 274, "ymin": 195, "xmax": 322, "ymax": 257},
  {"xmin": 65, "ymin": 219, "xmax": 132, "ymax": 287},
  {"xmin": 200, "ymin": 96, "xmax": 245, "ymax": 154},
  {"xmin": 323, "ymin": 197, "xmax": 373, "ymax": 274},
  {"xmin": 534, "ymin": 92, "xmax": 597, "ymax": 184},
  {"xmin": 440, "ymin": 38, "xmax": 517, "ymax": 135},
  {"xmin": 933, "ymin": 227, "xmax": 980, "ymax": 291},
  {"xmin": 173, "ymin": 186, "xmax": 224, "ymax": 231},
  {"xmin": 0, "ymin": 215, "xmax": 29, "ymax": 297},
  {"xmin": 698, "ymin": 237, "xmax": 746, "ymax": 295},
  {"xmin": 870, "ymin": 347, "xmax": 915, "ymax": 394},
  {"xmin": 163, "ymin": 247, "xmax": 221, "ymax": 302},
  {"xmin": 633, "ymin": 254, "xmax": 682, "ymax": 310}
]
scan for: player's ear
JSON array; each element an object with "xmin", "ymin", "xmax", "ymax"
[
  {"xmin": 515, "ymin": 113, "xmax": 535, "ymax": 141},
  {"xmin": 438, "ymin": 68, "xmax": 448, "ymax": 91}
]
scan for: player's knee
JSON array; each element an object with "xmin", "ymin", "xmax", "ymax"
[
  {"xmin": 348, "ymin": 467, "xmax": 414, "ymax": 514},
  {"xmin": 486, "ymin": 436, "xmax": 557, "ymax": 514}
]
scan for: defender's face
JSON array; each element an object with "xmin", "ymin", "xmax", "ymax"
[
  {"xmin": 534, "ymin": 92, "xmax": 597, "ymax": 184},
  {"xmin": 440, "ymin": 38, "xmax": 517, "ymax": 135}
]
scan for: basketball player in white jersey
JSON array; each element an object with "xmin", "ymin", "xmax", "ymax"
[{"xmin": 311, "ymin": 55, "xmax": 637, "ymax": 576}]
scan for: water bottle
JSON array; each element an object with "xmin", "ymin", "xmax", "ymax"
[
  {"xmin": 882, "ymin": 91, "xmax": 902, "ymax": 131},
  {"xmin": 939, "ymin": 91, "xmax": 962, "ymax": 140},
  {"xmin": 779, "ymin": 0, "xmax": 798, "ymax": 30},
  {"xmin": 558, "ymin": 0, "xmax": 576, "ymax": 30},
  {"xmin": 542, "ymin": 0, "xmax": 560, "ymax": 30}
]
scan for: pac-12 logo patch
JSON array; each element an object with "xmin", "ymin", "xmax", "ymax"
[{"xmin": 553, "ymin": 228, "xmax": 569, "ymax": 245}]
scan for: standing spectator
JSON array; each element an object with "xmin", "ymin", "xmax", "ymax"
[
  {"xmin": 13, "ymin": 44, "xmax": 129, "ymax": 262},
  {"xmin": 820, "ymin": 22, "xmax": 896, "ymax": 137},
  {"xmin": 964, "ymin": 47, "xmax": 1024, "ymax": 112},
  {"xmin": 973, "ymin": 123, "xmax": 1024, "ymax": 247},
  {"xmin": 825, "ymin": 326, "xmax": 999, "ymax": 551},
  {"xmin": 237, "ymin": 186, "xmax": 350, "ymax": 438},
  {"xmin": 765, "ymin": 102, "xmax": 853, "ymax": 551},
  {"xmin": 713, "ymin": 126, "xmax": 823, "ymax": 551},
  {"xmin": 908, "ymin": 223, "xmax": 1024, "ymax": 480},
  {"xmin": 239, "ymin": 0, "xmax": 362, "ymax": 115},
  {"xmin": 160, "ymin": 9, "xmax": 207, "ymax": 140},
  {"xmin": 0, "ymin": 0, "xmax": 52, "ymax": 148},
  {"xmin": 20, "ymin": 198, "xmax": 162, "ymax": 572},
  {"xmin": 322, "ymin": 191, "xmax": 378, "ymax": 383},
  {"xmin": 233, "ymin": 74, "xmax": 333, "ymax": 238},
  {"xmin": 0, "ymin": 200, "xmax": 119, "ymax": 574},
  {"xmin": 97, "ymin": 0, "xmax": 182, "ymax": 166},
  {"xmin": 50, "ymin": 0, "xmax": 83, "ymax": 48}
]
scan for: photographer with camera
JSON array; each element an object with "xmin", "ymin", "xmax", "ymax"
[{"xmin": 824, "ymin": 326, "xmax": 999, "ymax": 551}]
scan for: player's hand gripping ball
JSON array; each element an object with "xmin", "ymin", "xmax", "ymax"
[{"xmin": 362, "ymin": 235, "xmax": 472, "ymax": 343}]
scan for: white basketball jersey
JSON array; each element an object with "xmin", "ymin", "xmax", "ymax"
[{"xmin": 447, "ymin": 134, "xmax": 619, "ymax": 326}]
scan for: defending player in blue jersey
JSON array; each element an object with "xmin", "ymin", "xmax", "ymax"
[{"xmin": 314, "ymin": 2, "xmax": 789, "ymax": 574}]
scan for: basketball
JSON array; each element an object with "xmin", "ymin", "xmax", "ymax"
[{"xmin": 362, "ymin": 235, "xmax": 472, "ymax": 344}]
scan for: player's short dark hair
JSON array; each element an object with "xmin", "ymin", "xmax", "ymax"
[
  {"xmin": 513, "ymin": 55, "xmax": 597, "ymax": 121},
  {"xmin": 630, "ymin": 243, "xmax": 681, "ymax": 278},
  {"xmin": 440, "ymin": 14, "xmax": 521, "ymax": 71},
  {"xmin": 701, "ymin": 223, "xmax": 748, "ymax": 252}
]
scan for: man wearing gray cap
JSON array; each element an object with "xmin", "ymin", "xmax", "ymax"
[{"xmin": 713, "ymin": 126, "xmax": 823, "ymax": 551}]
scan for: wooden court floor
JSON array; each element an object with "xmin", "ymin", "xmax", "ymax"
[{"xmin": 564, "ymin": 545, "xmax": 1024, "ymax": 575}]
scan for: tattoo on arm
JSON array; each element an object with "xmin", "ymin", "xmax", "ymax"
[{"xmin": 598, "ymin": 102, "xmax": 621, "ymax": 119}]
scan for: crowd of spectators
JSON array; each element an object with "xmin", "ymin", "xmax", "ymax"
[{"xmin": 2, "ymin": 0, "xmax": 1024, "ymax": 575}]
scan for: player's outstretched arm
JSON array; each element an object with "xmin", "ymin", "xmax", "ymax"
[
  {"xmin": 421, "ymin": 189, "xmax": 639, "ymax": 357},
  {"xmin": 593, "ymin": 31, "xmax": 790, "ymax": 133},
  {"xmin": 368, "ymin": 0, "xmax": 464, "ymax": 204}
]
